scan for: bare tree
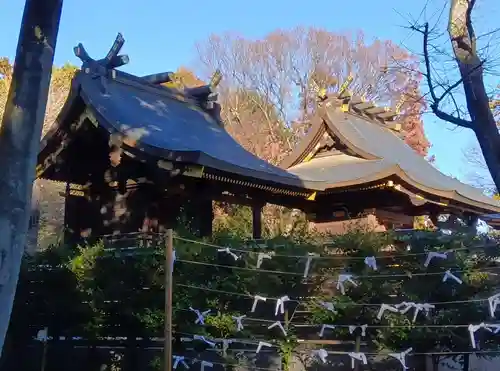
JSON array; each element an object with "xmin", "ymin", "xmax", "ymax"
[
  {"xmin": 463, "ymin": 142, "xmax": 494, "ymax": 191},
  {"xmin": 196, "ymin": 27, "xmax": 431, "ymax": 164},
  {"xmin": 196, "ymin": 28, "xmax": 432, "ymax": 236},
  {"xmin": 416, "ymin": 0, "xmax": 500, "ymax": 191},
  {"xmin": 463, "ymin": 84, "xmax": 499, "ymax": 193}
]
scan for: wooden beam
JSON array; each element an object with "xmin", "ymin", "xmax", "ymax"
[
  {"xmin": 353, "ymin": 101, "xmax": 375, "ymax": 111},
  {"xmin": 365, "ymin": 106, "xmax": 387, "ymax": 115},
  {"xmin": 377, "ymin": 110, "xmax": 398, "ymax": 120},
  {"xmin": 141, "ymin": 72, "xmax": 174, "ymax": 85}
]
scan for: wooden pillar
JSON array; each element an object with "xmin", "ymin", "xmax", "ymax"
[
  {"xmin": 157, "ymin": 194, "xmax": 183, "ymax": 232},
  {"xmin": 63, "ymin": 183, "xmax": 74, "ymax": 244},
  {"xmin": 198, "ymin": 198, "xmax": 213, "ymax": 237},
  {"xmin": 252, "ymin": 205, "xmax": 263, "ymax": 239},
  {"xmin": 464, "ymin": 213, "xmax": 479, "ymax": 227}
]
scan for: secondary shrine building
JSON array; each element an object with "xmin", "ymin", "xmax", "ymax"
[
  {"xmin": 35, "ymin": 35, "xmax": 500, "ymax": 244},
  {"xmin": 279, "ymin": 93, "xmax": 500, "ymax": 232}
]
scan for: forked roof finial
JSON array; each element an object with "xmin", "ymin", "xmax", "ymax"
[
  {"xmin": 73, "ymin": 33, "xmax": 129, "ymax": 93},
  {"xmin": 74, "ymin": 33, "xmax": 129, "ymax": 70}
]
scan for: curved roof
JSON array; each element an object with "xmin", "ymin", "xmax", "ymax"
[
  {"xmin": 284, "ymin": 104, "xmax": 500, "ymax": 214},
  {"xmin": 36, "ymin": 48, "xmax": 500, "ymax": 214},
  {"xmin": 288, "ymin": 154, "xmax": 394, "ymax": 186},
  {"xmin": 39, "ymin": 70, "xmax": 324, "ymax": 190}
]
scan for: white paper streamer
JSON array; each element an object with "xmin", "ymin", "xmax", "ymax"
[
  {"xmin": 200, "ymin": 361, "xmax": 213, "ymax": 371},
  {"xmin": 486, "ymin": 324, "xmax": 500, "ymax": 334},
  {"xmin": 232, "ymin": 315, "xmax": 246, "ymax": 331},
  {"xmin": 488, "ymin": 293, "xmax": 500, "ymax": 318},
  {"xmin": 413, "ymin": 303, "xmax": 434, "ymax": 322},
  {"xmin": 442, "ymin": 270, "xmax": 463, "ymax": 284},
  {"xmin": 468, "ymin": 323, "xmax": 500, "ymax": 349},
  {"xmin": 173, "ymin": 355, "xmax": 189, "ymax": 369},
  {"xmin": 468, "ymin": 323, "xmax": 491, "ymax": 348},
  {"xmin": 396, "ymin": 302, "xmax": 434, "ymax": 322},
  {"xmin": 193, "ymin": 335, "xmax": 216, "ymax": 347},
  {"xmin": 396, "ymin": 302, "xmax": 415, "ymax": 315},
  {"xmin": 256, "ymin": 252, "xmax": 273, "ymax": 268},
  {"xmin": 303, "ymin": 253, "xmax": 319, "ymax": 278},
  {"xmin": 377, "ymin": 304, "xmax": 399, "ymax": 320},
  {"xmin": 388, "ymin": 348, "xmax": 412, "ymax": 370},
  {"xmin": 424, "ymin": 252, "xmax": 447, "ymax": 267},
  {"xmin": 364, "ymin": 256, "xmax": 377, "ymax": 270},
  {"xmin": 312, "ymin": 349, "xmax": 328, "ymax": 363},
  {"xmin": 251, "ymin": 295, "xmax": 267, "ymax": 312},
  {"xmin": 349, "ymin": 324, "xmax": 368, "ymax": 337},
  {"xmin": 189, "ymin": 307, "xmax": 211, "ymax": 325},
  {"xmin": 319, "ymin": 301, "xmax": 337, "ymax": 313},
  {"xmin": 275, "ymin": 296, "xmax": 290, "ymax": 315},
  {"xmin": 319, "ymin": 324, "xmax": 336, "ymax": 337},
  {"xmin": 217, "ymin": 247, "xmax": 239, "ymax": 261},
  {"xmin": 337, "ymin": 274, "xmax": 358, "ymax": 295},
  {"xmin": 348, "ymin": 352, "xmax": 367, "ymax": 369},
  {"xmin": 256, "ymin": 341, "xmax": 273, "ymax": 353},
  {"xmin": 268, "ymin": 321, "xmax": 287, "ymax": 336},
  {"xmin": 36, "ymin": 328, "xmax": 48, "ymax": 342}
]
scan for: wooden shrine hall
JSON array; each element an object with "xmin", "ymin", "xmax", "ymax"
[
  {"xmin": 36, "ymin": 34, "xmax": 500, "ymax": 243},
  {"xmin": 279, "ymin": 84, "xmax": 500, "ymax": 231}
]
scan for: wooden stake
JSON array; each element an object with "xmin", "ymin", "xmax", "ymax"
[
  {"xmin": 164, "ymin": 229, "xmax": 174, "ymax": 371},
  {"xmin": 354, "ymin": 336, "xmax": 361, "ymax": 371},
  {"xmin": 40, "ymin": 339, "xmax": 48, "ymax": 371}
]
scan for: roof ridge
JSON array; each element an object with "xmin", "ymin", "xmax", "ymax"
[
  {"xmin": 328, "ymin": 92, "xmax": 402, "ymax": 134},
  {"xmin": 73, "ymin": 33, "xmax": 223, "ymax": 124},
  {"xmin": 311, "ymin": 76, "xmax": 403, "ymax": 134}
]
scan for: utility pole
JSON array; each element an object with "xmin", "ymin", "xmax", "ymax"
[
  {"xmin": 0, "ymin": 0, "xmax": 63, "ymax": 352},
  {"xmin": 164, "ymin": 229, "xmax": 174, "ymax": 371}
]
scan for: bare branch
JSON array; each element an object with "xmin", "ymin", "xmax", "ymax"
[
  {"xmin": 422, "ymin": 23, "xmax": 438, "ymax": 102},
  {"xmin": 421, "ymin": 22, "xmax": 473, "ymax": 129},
  {"xmin": 429, "ymin": 103, "xmax": 471, "ymax": 128},
  {"xmin": 196, "ymin": 27, "xmax": 430, "ymax": 157},
  {"xmin": 436, "ymin": 60, "xmax": 484, "ymax": 103}
]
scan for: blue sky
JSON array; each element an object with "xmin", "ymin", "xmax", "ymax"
[{"xmin": 1, "ymin": 0, "xmax": 498, "ymax": 182}]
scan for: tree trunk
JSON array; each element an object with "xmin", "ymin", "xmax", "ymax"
[
  {"xmin": 459, "ymin": 62, "xmax": 500, "ymax": 191},
  {"xmin": 0, "ymin": 0, "xmax": 63, "ymax": 353},
  {"xmin": 448, "ymin": 0, "xmax": 500, "ymax": 191}
]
